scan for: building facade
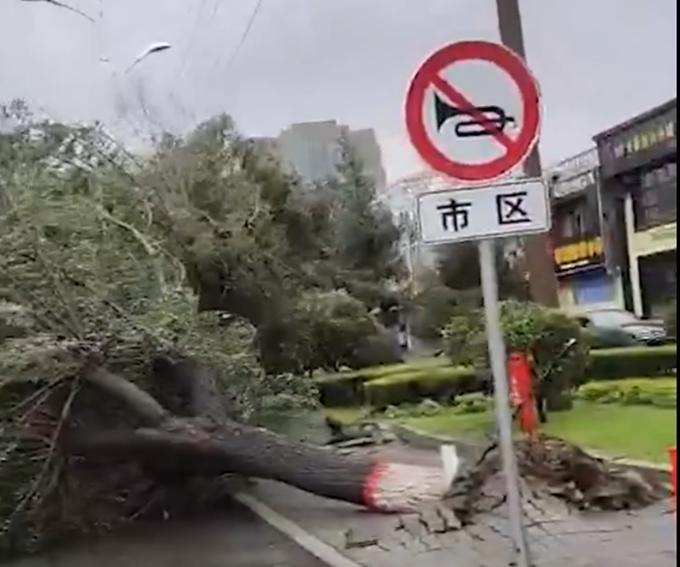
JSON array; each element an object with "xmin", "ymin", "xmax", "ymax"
[
  {"xmin": 254, "ymin": 121, "xmax": 387, "ymax": 191},
  {"xmin": 548, "ymin": 148, "xmax": 625, "ymax": 312},
  {"xmin": 594, "ymin": 98, "xmax": 677, "ymax": 317}
]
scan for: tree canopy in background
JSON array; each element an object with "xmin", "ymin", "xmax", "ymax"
[{"xmin": 409, "ymin": 242, "xmax": 529, "ymax": 342}]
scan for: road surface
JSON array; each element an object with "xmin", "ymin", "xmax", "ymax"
[{"xmin": 3, "ymin": 500, "xmax": 326, "ymax": 567}]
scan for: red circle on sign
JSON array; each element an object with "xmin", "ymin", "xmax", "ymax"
[{"xmin": 405, "ymin": 41, "xmax": 541, "ymax": 182}]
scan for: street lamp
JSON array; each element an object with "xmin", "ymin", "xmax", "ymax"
[{"xmin": 124, "ymin": 42, "xmax": 173, "ymax": 74}]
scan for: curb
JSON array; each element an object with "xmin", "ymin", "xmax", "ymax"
[
  {"xmin": 392, "ymin": 423, "xmax": 673, "ymax": 486},
  {"xmin": 233, "ymin": 492, "xmax": 364, "ymax": 567},
  {"xmin": 391, "ymin": 423, "xmax": 481, "ymax": 458}
]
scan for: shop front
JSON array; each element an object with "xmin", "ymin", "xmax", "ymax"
[
  {"xmin": 549, "ymin": 149, "xmax": 623, "ymax": 312},
  {"xmin": 594, "ymin": 99, "xmax": 677, "ymax": 317},
  {"xmin": 632, "ymin": 222, "xmax": 677, "ymax": 317}
]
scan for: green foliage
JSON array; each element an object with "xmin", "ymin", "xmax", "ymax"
[
  {"xmin": 328, "ymin": 137, "xmax": 403, "ymax": 281},
  {"xmin": 436, "ymin": 242, "xmax": 529, "ymax": 299},
  {"xmin": 144, "ymin": 116, "xmax": 404, "ymax": 373},
  {"xmin": 364, "ymin": 366, "xmax": 478, "ymax": 407},
  {"xmin": 401, "ymin": 402, "xmax": 676, "ymax": 463},
  {"xmin": 441, "ymin": 313, "xmax": 487, "ymax": 367},
  {"xmin": 315, "ymin": 357, "xmax": 453, "ymax": 406},
  {"xmin": 452, "ymin": 392, "xmax": 492, "ymax": 414},
  {"xmin": 409, "ymin": 271, "xmax": 481, "ymax": 341},
  {"xmin": 280, "ymin": 289, "xmax": 395, "ymax": 373},
  {"xmin": 408, "ymin": 243, "xmax": 528, "ymax": 343},
  {"xmin": 351, "ymin": 329, "xmax": 402, "ymax": 369},
  {"xmin": 576, "ymin": 378, "xmax": 676, "ymax": 409},
  {"xmin": 0, "ymin": 105, "xmax": 410, "ymax": 553},
  {"xmin": 316, "ymin": 374, "xmax": 365, "ymax": 407},
  {"xmin": 589, "ymin": 345, "xmax": 677, "ymax": 380},
  {"xmin": 0, "ymin": 109, "xmax": 335, "ymax": 553},
  {"xmin": 443, "ymin": 300, "xmax": 589, "ymax": 400}
]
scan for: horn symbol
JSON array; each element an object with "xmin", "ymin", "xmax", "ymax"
[
  {"xmin": 433, "ymin": 93, "xmax": 517, "ymax": 137},
  {"xmin": 434, "ymin": 93, "xmax": 461, "ymax": 131}
]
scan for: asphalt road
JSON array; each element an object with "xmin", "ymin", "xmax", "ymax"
[{"xmin": 3, "ymin": 501, "xmax": 327, "ymax": 567}]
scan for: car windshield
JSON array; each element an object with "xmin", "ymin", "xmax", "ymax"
[{"xmin": 589, "ymin": 310, "xmax": 640, "ymax": 327}]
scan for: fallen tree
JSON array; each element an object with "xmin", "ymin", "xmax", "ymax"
[
  {"xmin": 70, "ymin": 359, "xmax": 451, "ymax": 511},
  {"xmin": 0, "ymin": 351, "xmax": 453, "ymax": 555}
]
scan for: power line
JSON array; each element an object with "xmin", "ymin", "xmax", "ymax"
[
  {"xmin": 211, "ymin": 0, "xmax": 264, "ymax": 76},
  {"xmin": 19, "ymin": 0, "xmax": 95, "ymax": 23},
  {"xmin": 208, "ymin": 0, "xmax": 225, "ymax": 21},
  {"xmin": 176, "ymin": 0, "xmax": 210, "ymax": 79}
]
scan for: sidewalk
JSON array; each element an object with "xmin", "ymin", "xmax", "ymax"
[{"xmin": 244, "ymin": 442, "xmax": 677, "ymax": 567}]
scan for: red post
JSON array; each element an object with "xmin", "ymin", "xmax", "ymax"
[
  {"xmin": 670, "ymin": 447, "xmax": 677, "ymax": 509},
  {"xmin": 507, "ymin": 352, "xmax": 537, "ymax": 437}
]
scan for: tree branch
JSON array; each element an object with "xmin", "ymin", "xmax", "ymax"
[
  {"xmin": 83, "ymin": 366, "xmax": 168, "ymax": 426},
  {"xmin": 152, "ymin": 356, "xmax": 227, "ymax": 424}
]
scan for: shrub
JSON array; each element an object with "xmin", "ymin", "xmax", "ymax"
[
  {"xmin": 443, "ymin": 300, "xmax": 589, "ymax": 408},
  {"xmin": 441, "ymin": 313, "xmax": 487, "ymax": 367},
  {"xmin": 410, "ymin": 282, "xmax": 467, "ymax": 341},
  {"xmin": 589, "ymin": 345, "xmax": 677, "ymax": 380},
  {"xmin": 316, "ymin": 373, "xmax": 365, "ymax": 407},
  {"xmin": 364, "ymin": 366, "xmax": 479, "ymax": 407},
  {"xmin": 278, "ymin": 289, "xmax": 401, "ymax": 373},
  {"xmin": 576, "ymin": 378, "xmax": 676, "ymax": 408},
  {"xmin": 315, "ymin": 357, "xmax": 452, "ymax": 407},
  {"xmin": 453, "ymin": 392, "xmax": 492, "ymax": 414},
  {"xmin": 351, "ymin": 329, "xmax": 402, "ymax": 368}
]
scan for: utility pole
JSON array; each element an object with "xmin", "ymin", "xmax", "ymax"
[{"xmin": 495, "ymin": 0, "xmax": 560, "ymax": 307}]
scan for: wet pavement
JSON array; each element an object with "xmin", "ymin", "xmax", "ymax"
[
  {"xmin": 2, "ymin": 442, "xmax": 676, "ymax": 567},
  {"xmin": 246, "ymin": 442, "xmax": 677, "ymax": 567},
  {"xmin": 1, "ymin": 500, "xmax": 326, "ymax": 567}
]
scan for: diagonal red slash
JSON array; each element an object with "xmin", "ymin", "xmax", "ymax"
[{"xmin": 431, "ymin": 74, "xmax": 517, "ymax": 152}]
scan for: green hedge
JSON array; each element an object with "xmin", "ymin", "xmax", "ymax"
[
  {"xmin": 589, "ymin": 345, "xmax": 677, "ymax": 381},
  {"xmin": 576, "ymin": 378, "xmax": 677, "ymax": 408},
  {"xmin": 318, "ymin": 344, "xmax": 678, "ymax": 407},
  {"xmin": 364, "ymin": 366, "xmax": 479, "ymax": 407},
  {"xmin": 316, "ymin": 357, "xmax": 450, "ymax": 406},
  {"xmin": 316, "ymin": 374, "xmax": 366, "ymax": 407}
]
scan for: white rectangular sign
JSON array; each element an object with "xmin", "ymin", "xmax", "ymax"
[{"xmin": 417, "ymin": 178, "xmax": 550, "ymax": 245}]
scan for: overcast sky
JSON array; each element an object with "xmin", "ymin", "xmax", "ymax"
[{"xmin": 1, "ymin": 0, "xmax": 677, "ymax": 181}]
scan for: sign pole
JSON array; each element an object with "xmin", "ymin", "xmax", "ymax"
[{"xmin": 478, "ymin": 238, "xmax": 531, "ymax": 567}]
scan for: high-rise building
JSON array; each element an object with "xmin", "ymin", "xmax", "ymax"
[{"xmin": 254, "ymin": 120, "xmax": 387, "ymax": 190}]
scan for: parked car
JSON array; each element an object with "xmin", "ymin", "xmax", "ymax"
[{"xmin": 575, "ymin": 308, "xmax": 669, "ymax": 347}]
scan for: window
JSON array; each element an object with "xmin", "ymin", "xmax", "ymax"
[
  {"xmin": 636, "ymin": 161, "xmax": 677, "ymax": 230},
  {"xmin": 559, "ymin": 210, "xmax": 583, "ymax": 239}
]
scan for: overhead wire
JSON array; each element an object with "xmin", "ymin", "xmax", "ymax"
[
  {"xmin": 175, "ymin": 0, "xmax": 210, "ymax": 79},
  {"xmin": 209, "ymin": 0, "xmax": 264, "ymax": 76}
]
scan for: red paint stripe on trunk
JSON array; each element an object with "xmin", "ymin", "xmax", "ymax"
[{"xmin": 362, "ymin": 462, "xmax": 389, "ymax": 510}]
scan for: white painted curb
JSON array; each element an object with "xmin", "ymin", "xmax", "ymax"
[{"xmin": 233, "ymin": 492, "xmax": 365, "ymax": 567}]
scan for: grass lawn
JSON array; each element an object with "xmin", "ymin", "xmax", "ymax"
[
  {"xmin": 325, "ymin": 407, "xmax": 368, "ymax": 423},
  {"xmin": 398, "ymin": 403, "xmax": 676, "ymax": 464},
  {"xmin": 541, "ymin": 404, "xmax": 677, "ymax": 464},
  {"xmin": 327, "ymin": 402, "xmax": 677, "ymax": 465}
]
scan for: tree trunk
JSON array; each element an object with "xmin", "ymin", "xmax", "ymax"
[{"xmin": 74, "ymin": 359, "xmax": 454, "ymax": 513}]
